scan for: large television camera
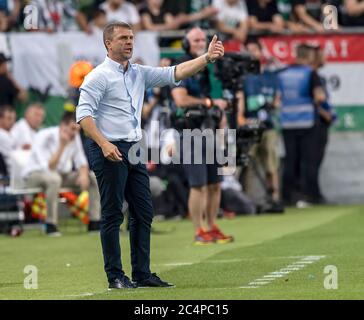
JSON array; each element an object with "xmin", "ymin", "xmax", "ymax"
[
  {"xmin": 214, "ymin": 52, "xmax": 264, "ymax": 166},
  {"xmin": 215, "ymin": 52, "xmax": 260, "ymax": 92},
  {"xmin": 170, "ymin": 104, "xmax": 223, "ymax": 130},
  {"xmin": 235, "ymin": 121, "xmax": 266, "ymax": 167}
]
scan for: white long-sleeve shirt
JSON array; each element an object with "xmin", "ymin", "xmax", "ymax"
[
  {"xmin": 11, "ymin": 118, "xmax": 37, "ymax": 149},
  {"xmin": 22, "ymin": 126, "xmax": 88, "ymax": 178}
]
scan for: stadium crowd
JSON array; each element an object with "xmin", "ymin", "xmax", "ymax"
[
  {"xmin": 0, "ymin": 0, "xmax": 358, "ymax": 239},
  {"xmin": 1, "ymin": 0, "xmax": 364, "ymax": 33}
]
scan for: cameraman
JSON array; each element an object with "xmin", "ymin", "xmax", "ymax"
[
  {"xmin": 171, "ymin": 27, "xmax": 233, "ymax": 245},
  {"xmin": 236, "ymin": 38, "xmax": 283, "ymax": 212}
]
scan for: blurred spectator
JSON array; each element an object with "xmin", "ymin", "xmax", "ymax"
[
  {"xmin": 10, "ymin": 103, "xmax": 45, "ymax": 150},
  {"xmin": 0, "ymin": 0, "xmax": 20, "ymax": 31},
  {"xmin": 22, "ymin": 112, "xmax": 101, "ymax": 236},
  {"xmin": 341, "ymin": 0, "xmax": 364, "ymax": 26},
  {"xmin": 277, "ymin": 0, "xmax": 311, "ymax": 33},
  {"xmin": 100, "ymin": 0, "xmax": 141, "ymax": 31},
  {"xmin": 212, "ymin": 0, "xmax": 249, "ymax": 42},
  {"xmin": 90, "ymin": 8, "xmax": 108, "ymax": 34},
  {"xmin": 139, "ymin": 0, "xmax": 182, "ymax": 31},
  {"xmin": 68, "ymin": 60, "xmax": 94, "ymax": 106},
  {"xmin": 161, "ymin": 0, "xmax": 190, "ymax": 16},
  {"xmin": 277, "ymin": 44, "xmax": 326, "ymax": 205},
  {"xmin": 139, "ymin": 0, "xmax": 218, "ymax": 31},
  {"xmin": 0, "ymin": 105, "xmax": 16, "ymax": 174},
  {"xmin": 292, "ymin": 0, "xmax": 326, "ymax": 32},
  {"xmin": 0, "ymin": 53, "xmax": 27, "ymax": 108},
  {"xmin": 188, "ymin": 0, "xmax": 220, "ymax": 28},
  {"xmin": 247, "ymin": 0, "xmax": 285, "ymax": 33},
  {"xmin": 30, "ymin": 0, "xmax": 91, "ymax": 32}
]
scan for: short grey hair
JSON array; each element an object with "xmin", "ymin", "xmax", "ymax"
[{"xmin": 103, "ymin": 22, "xmax": 132, "ymax": 50}]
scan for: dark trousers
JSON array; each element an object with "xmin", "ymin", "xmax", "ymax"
[
  {"xmin": 282, "ymin": 128, "xmax": 316, "ymax": 203},
  {"xmin": 88, "ymin": 140, "xmax": 153, "ymax": 283},
  {"xmin": 312, "ymin": 120, "xmax": 329, "ymax": 200}
]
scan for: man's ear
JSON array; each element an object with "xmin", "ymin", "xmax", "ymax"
[{"xmin": 105, "ymin": 40, "xmax": 111, "ymax": 51}]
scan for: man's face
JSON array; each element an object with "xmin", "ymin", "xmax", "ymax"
[
  {"xmin": 61, "ymin": 121, "xmax": 80, "ymax": 141},
  {"xmin": 0, "ymin": 110, "xmax": 16, "ymax": 131},
  {"xmin": 25, "ymin": 106, "xmax": 45, "ymax": 130},
  {"xmin": 107, "ymin": 27, "xmax": 134, "ymax": 61},
  {"xmin": 187, "ymin": 29, "xmax": 207, "ymax": 57},
  {"xmin": 247, "ymin": 43, "xmax": 263, "ymax": 61}
]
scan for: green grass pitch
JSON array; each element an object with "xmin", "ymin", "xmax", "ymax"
[{"xmin": 1, "ymin": 205, "xmax": 364, "ymax": 300}]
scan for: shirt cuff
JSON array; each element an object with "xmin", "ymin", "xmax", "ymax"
[
  {"xmin": 172, "ymin": 66, "xmax": 182, "ymax": 87},
  {"xmin": 76, "ymin": 109, "xmax": 93, "ymax": 124}
]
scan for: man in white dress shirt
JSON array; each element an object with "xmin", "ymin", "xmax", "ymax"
[
  {"xmin": 11, "ymin": 103, "xmax": 45, "ymax": 150},
  {"xmin": 22, "ymin": 112, "xmax": 101, "ymax": 236},
  {"xmin": 76, "ymin": 21, "xmax": 224, "ymax": 289}
]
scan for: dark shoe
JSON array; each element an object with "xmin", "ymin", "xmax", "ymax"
[
  {"xmin": 264, "ymin": 201, "xmax": 285, "ymax": 214},
  {"xmin": 88, "ymin": 220, "xmax": 100, "ymax": 233},
  {"xmin": 45, "ymin": 223, "xmax": 62, "ymax": 237},
  {"xmin": 135, "ymin": 273, "xmax": 174, "ymax": 288},
  {"xmin": 108, "ymin": 276, "xmax": 137, "ymax": 290}
]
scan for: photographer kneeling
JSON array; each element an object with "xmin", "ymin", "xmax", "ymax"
[
  {"xmin": 236, "ymin": 39, "xmax": 284, "ymax": 213},
  {"xmin": 171, "ymin": 27, "xmax": 234, "ymax": 245}
]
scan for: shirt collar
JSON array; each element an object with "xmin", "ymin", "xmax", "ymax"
[{"xmin": 105, "ymin": 55, "xmax": 131, "ymax": 73}]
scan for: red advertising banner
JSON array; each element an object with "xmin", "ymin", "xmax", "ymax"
[
  {"xmin": 261, "ymin": 34, "xmax": 364, "ymax": 63},
  {"xmin": 224, "ymin": 34, "xmax": 364, "ymax": 63}
]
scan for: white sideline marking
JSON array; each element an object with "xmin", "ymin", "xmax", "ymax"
[
  {"xmin": 158, "ymin": 256, "xmax": 311, "ymax": 267},
  {"xmin": 67, "ymin": 292, "xmax": 94, "ymax": 297},
  {"xmin": 164, "ymin": 262, "xmax": 194, "ymax": 267},
  {"xmin": 240, "ymin": 255, "xmax": 326, "ymax": 289}
]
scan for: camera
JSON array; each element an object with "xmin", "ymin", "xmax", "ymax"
[
  {"xmin": 171, "ymin": 104, "xmax": 223, "ymax": 130},
  {"xmin": 235, "ymin": 121, "xmax": 266, "ymax": 167},
  {"xmin": 215, "ymin": 52, "xmax": 260, "ymax": 92}
]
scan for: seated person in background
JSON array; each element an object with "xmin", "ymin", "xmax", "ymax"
[
  {"xmin": 22, "ymin": 112, "xmax": 101, "ymax": 236},
  {"xmin": 247, "ymin": 0, "xmax": 285, "ymax": 33},
  {"xmin": 11, "ymin": 103, "xmax": 45, "ymax": 150},
  {"xmin": 212, "ymin": 0, "xmax": 249, "ymax": 43},
  {"xmin": 30, "ymin": 0, "xmax": 91, "ymax": 33},
  {"xmin": 100, "ymin": 0, "xmax": 141, "ymax": 32},
  {"xmin": 0, "ymin": 53, "xmax": 27, "ymax": 109},
  {"xmin": 291, "ymin": 0, "xmax": 326, "ymax": 32},
  {"xmin": 341, "ymin": 0, "xmax": 364, "ymax": 26},
  {"xmin": 0, "ymin": 105, "xmax": 16, "ymax": 176}
]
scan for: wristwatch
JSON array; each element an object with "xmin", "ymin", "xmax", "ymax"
[{"xmin": 205, "ymin": 54, "xmax": 216, "ymax": 64}]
